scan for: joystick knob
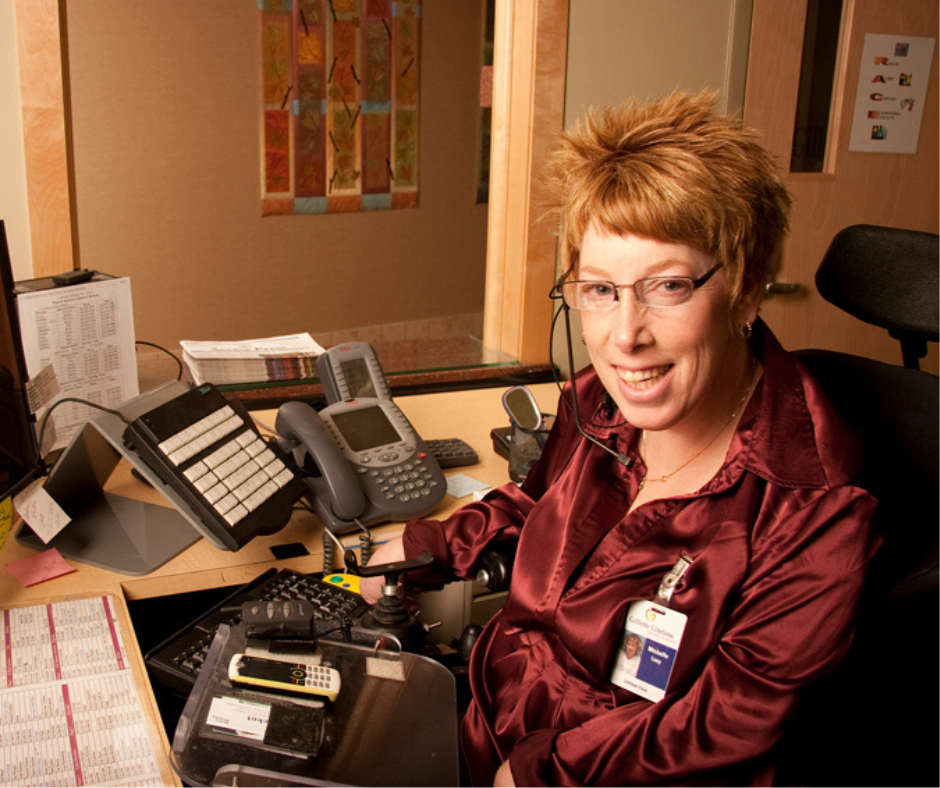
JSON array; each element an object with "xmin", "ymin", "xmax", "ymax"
[{"xmin": 358, "ymin": 550, "xmax": 434, "ymax": 652}]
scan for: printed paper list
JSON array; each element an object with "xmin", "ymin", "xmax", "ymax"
[{"xmin": 0, "ymin": 595, "xmax": 163, "ymax": 786}]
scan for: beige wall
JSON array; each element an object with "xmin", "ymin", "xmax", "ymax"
[
  {"xmin": 564, "ymin": 0, "xmax": 752, "ymax": 124},
  {"xmin": 63, "ymin": 1, "xmax": 488, "ymax": 350}
]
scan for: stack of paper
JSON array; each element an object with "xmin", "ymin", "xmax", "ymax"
[{"xmin": 180, "ymin": 333, "xmax": 326, "ymax": 386}]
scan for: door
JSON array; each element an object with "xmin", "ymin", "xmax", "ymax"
[{"xmin": 744, "ymin": 0, "xmax": 938, "ymax": 373}]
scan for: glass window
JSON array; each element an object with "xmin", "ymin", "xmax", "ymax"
[{"xmin": 790, "ymin": 0, "xmax": 845, "ymax": 173}]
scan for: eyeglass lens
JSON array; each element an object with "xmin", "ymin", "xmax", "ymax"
[{"xmin": 564, "ymin": 277, "xmax": 696, "ymax": 309}]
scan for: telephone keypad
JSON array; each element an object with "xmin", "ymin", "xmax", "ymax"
[{"xmin": 372, "ymin": 457, "xmax": 440, "ymax": 502}]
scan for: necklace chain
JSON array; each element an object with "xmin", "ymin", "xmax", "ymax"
[{"xmin": 638, "ymin": 357, "xmax": 756, "ymax": 492}]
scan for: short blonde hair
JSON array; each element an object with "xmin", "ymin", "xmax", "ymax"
[{"xmin": 542, "ymin": 91, "xmax": 792, "ymax": 308}]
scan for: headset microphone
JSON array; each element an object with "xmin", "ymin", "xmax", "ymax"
[{"xmin": 559, "ymin": 304, "xmax": 635, "ymax": 468}]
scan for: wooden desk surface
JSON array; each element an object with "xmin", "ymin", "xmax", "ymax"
[{"xmin": 0, "ymin": 382, "xmax": 561, "ymax": 786}]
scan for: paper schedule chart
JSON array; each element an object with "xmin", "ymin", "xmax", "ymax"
[{"xmin": 0, "ymin": 596, "xmax": 163, "ymax": 786}]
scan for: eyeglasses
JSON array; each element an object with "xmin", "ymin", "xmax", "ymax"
[{"xmin": 551, "ymin": 263, "xmax": 722, "ymax": 311}]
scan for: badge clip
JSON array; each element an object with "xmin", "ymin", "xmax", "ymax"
[{"xmin": 655, "ymin": 553, "xmax": 693, "ymax": 605}]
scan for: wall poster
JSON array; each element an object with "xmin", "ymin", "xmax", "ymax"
[
  {"xmin": 848, "ymin": 33, "xmax": 935, "ymax": 154},
  {"xmin": 260, "ymin": 0, "xmax": 421, "ymax": 215}
]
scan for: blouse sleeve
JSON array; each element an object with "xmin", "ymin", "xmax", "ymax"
[
  {"xmin": 507, "ymin": 484, "xmax": 879, "ymax": 786},
  {"xmin": 401, "ymin": 385, "xmax": 582, "ymax": 590}
]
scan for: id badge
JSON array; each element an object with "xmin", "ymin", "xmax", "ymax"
[{"xmin": 610, "ymin": 599, "xmax": 687, "ymax": 702}]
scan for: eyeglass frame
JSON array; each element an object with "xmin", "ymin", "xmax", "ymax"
[{"xmin": 550, "ymin": 262, "xmax": 723, "ymax": 311}]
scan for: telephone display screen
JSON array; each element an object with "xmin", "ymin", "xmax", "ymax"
[
  {"xmin": 339, "ymin": 358, "xmax": 376, "ymax": 399},
  {"xmin": 331, "ymin": 406, "xmax": 401, "ymax": 452}
]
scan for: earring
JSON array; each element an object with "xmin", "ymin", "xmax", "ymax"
[
  {"xmin": 741, "ymin": 321, "xmax": 753, "ymax": 340},
  {"xmin": 580, "ymin": 332, "xmax": 586, "ymax": 345}
]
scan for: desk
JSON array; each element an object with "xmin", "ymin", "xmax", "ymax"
[{"xmin": 0, "ymin": 382, "xmax": 560, "ymax": 785}]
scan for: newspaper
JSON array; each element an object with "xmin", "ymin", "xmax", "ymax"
[{"xmin": 180, "ymin": 333, "xmax": 326, "ymax": 386}]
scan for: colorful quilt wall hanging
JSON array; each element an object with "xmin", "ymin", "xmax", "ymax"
[{"xmin": 260, "ymin": 0, "xmax": 421, "ymax": 216}]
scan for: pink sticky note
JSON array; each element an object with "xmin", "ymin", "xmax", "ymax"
[{"xmin": 6, "ymin": 548, "xmax": 76, "ymax": 587}]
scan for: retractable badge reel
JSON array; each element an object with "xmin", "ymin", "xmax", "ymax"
[{"xmin": 502, "ymin": 386, "xmax": 553, "ymax": 483}]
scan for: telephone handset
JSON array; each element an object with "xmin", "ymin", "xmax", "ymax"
[
  {"xmin": 275, "ymin": 398, "xmax": 446, "ymax": 534},
  {"xmin": 276, "ymin": 400, "xmax": 367, "ymax": 526},
  {"xmin": 279, "ymin": 342, "xmax": 446, "ymax": 533}
]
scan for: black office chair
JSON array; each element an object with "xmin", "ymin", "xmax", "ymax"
[
  {"xmin": 815, "ymin": 224, "xmax": 939, "ymax": 369},
  {"xmin": 777, "ymin": 225, "xmax": 940, "ymax": 785},
  {"xmin": 774, "ymin": 349, "xmax": 939, "ymax": 787}
]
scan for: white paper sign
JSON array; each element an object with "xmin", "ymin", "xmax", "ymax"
[
  {"xmin": 12, "ymin": 479, "xmax": 71, "ymax": 543},
  {"xmin": 24, "ymin": 364, "xmax": 60, "ymax": 415},
  {"xmin": 16, "ymin": 276, "xmax": 138, "ymax": 452},
  {"xmin": 849, "ymin": 34, "xmax": 935, "ymax": 153}
]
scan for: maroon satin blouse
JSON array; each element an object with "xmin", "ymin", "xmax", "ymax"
[{"xmin": 403, "ymin": 324, "xmax": 879, "ymax": 786}]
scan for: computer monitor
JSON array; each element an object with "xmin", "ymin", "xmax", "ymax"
[{"xmin": 0, "ymin": 221, "xmax": 43, "ymax": 499}]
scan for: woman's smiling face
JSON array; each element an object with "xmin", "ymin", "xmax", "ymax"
[{"xmin": 578, "ymin": 224, "xmax": 751, "ymax": 435}]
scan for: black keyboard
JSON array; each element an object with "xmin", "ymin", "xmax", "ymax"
[
  {"xmin": 145, "ymin": 568, "xmax": 369, "ymax": 696},
  {"xmin": 426, "ymin": 437, "xmax": 479, "ymax": 468}
]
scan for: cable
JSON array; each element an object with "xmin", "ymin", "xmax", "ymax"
[
  {"xmin": 135, "ymin": 340, "xmax": 184, "ymax": 381},
  {"xmin": 37, "ymin": 397, "xmax": 131, "ymax": 463},
  {"xmin": 249, "ymin": 412, "xmax": 278, "ymax": 437},
  {"xmin": 5, "ymin": 397, "xmax": 133, "ymax": 499},
  {"xmin": 322, "ymin": 530, "xmax": 337, "ymax": 574},
  {"xmin": 356, "ymin": 518, "xmax": 373, "ymax": 567},
  {"xmin": 549, "ymin": 302, "xmax": 634, "ymax": 468},
  {"xmin": 1, "ymin": 465, "xmax": 44, "ymax": 502}
]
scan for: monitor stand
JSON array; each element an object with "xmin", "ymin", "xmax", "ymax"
[{"xmin": 15, "ymin": 381, "xmax": 200, "ymax": 576}]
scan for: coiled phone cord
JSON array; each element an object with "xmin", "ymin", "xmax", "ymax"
[
  {"xmin": 320, "ymin": 522, "xmax": 372, "ymax": 573},
  {"xmin": 322, "ymin": 531, "xmax": 337, "ymax": 574},
  {"xmin": 358, "ymin": 528, "xmax": 373, "ymax": 567}
]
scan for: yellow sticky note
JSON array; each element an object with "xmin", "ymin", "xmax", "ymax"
[{"xmin": 0, "ymin": 496, "xmax": 12, "ymax": 554}]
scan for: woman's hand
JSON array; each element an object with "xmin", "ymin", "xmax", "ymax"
[
  {"xmin": 358, "ymin": 535, "xmax": 406, "ymax": 604},
  {"xmin": 494, "ymin": 759, "xmax": 515, "ymax": 787}
]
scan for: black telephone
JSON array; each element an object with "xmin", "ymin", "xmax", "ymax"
[
  {"xmin": 276, "ymin": 342, "xmax": 446, "ymax": 534},
  {"xmin": 123, "ymin": 383, "xmax": 308, "ymax": 551}
]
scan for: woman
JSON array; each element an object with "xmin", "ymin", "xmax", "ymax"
[
  {"xmin": 610, "ymin": 632, "xmax": 643, "ymax": 682},
  {"xmin": 362, "ymin": 92, "xmax": 879, "ymax": 786}
]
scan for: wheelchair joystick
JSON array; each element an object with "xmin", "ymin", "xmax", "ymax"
[{"xmin": 358, "ymin": 550, "xmax": 434, "ymax": 653}]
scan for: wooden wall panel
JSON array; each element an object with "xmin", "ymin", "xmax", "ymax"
[
  {"xmin": 484, "ymin": 0, "xmax": 568, "ymax": 366},
  {"xmin": 14, "ymin": 0, "xmax": 75, "ymax": 277}
]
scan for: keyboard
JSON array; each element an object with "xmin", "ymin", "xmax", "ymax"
[
  {"xmin": 123, "ymin": 383, "xmax": 306, "ymax": 551},
  {"xmin": 145, "ymin": 568, "xmax": 369, "ymax": 696},
  {"xmin": 426, "ymin": 437, "xmax": 479, "ymax": 468}
]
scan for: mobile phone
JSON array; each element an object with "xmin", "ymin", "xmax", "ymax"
[
  {"xmin": 228, "ymin": 654, "xmax": 341, "ymax": 701},
  {"xmin": 52, "ymin": 268, "xmax": 96, "ymax": 286}
]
